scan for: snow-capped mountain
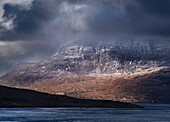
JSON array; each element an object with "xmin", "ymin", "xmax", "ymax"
[{"xmin": 30, "ymin": 39, "xmax": 170, "ymax": 76}]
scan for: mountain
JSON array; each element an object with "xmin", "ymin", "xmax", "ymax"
[
  {"xmin": 0, "ymin": 39, "xmax": 170, "ymax": 103},
  {"xmin": 0, "ymin": 85, "xmax": 141, "ymax": 108}
]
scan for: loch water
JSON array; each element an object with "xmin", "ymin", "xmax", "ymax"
[{"xmin": 0, "ymin": 103, "xmax": 170, "ymax": 122}]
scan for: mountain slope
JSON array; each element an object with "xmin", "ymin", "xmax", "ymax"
[{"xmin": 22, "ymin": 67, "xmax": 170, "ymax": 103}]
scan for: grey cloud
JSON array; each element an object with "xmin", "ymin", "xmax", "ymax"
[
  {"xmin": 1, "ymin": 0, "xmax": 170, "ymax": 41},
  {"xmin": 0, "ymin": 0, "xmax": 61, "ymax": 41}
]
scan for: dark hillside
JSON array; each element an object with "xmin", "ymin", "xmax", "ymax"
[{"xmin": 0, "ymin": 85, "xmax": 141, "ymax": 108}]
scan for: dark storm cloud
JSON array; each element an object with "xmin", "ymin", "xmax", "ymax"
[
  {"xmin": 1, "ymin": 0, "xmax": 170, "ymax": 41},
  {"xmin": 85, "ymin": 0, "xmax": 170, "ymax": 38},
  {"xmin": 0, "ymin": 0, "xmax": 62, "ymax": 41},
  {"xmin": 137, "ymin": 0, "xmax": 170, "ymax": 16},
  {"xmin": 0, "ymin": 0, "xmax": 88, "ymax": 41},
  {"xmin": 0, "ymin": 0, "xmax": 170, "ymax": 75}
]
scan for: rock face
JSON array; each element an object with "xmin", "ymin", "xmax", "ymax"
[
  {"xmin": 30, "ymin": 40, "xmax": 170, "ymax": 75},
  {"xmin": 39, "ymin": 40, "xmax": 168, "ymax": 75},
  {"xmin": 0, "ymin": 40, "xmax": 170, "ymax": 103}
]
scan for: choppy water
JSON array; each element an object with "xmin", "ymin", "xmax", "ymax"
[{"xmin": 0, "ymin": 103, "xmax": 170, "ymax": 122}]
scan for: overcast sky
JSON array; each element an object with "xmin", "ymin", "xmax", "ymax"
[{"xmin": 0, "ymin": 0, "xmax": 170, "ymax": 75}]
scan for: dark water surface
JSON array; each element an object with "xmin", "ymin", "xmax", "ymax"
[{"xmin": 0, "ymin": 103, "xmax": 170, "ymax": 122}]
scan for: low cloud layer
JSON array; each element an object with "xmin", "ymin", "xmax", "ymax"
[{"xmin": 0, "ymin": 0, "xmax": 170, "ymax": 75}]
